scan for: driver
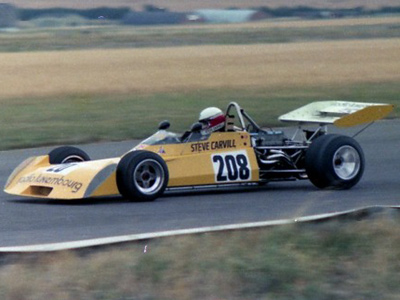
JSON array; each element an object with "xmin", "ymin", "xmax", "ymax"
[{"xmin": 198, "ymin": 107, "xmax": 226, "ymax": 135}]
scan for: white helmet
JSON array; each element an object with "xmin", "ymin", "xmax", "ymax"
[{"xmin": 199, "ymin": 107, "xmax": 225, "ymax": 134}]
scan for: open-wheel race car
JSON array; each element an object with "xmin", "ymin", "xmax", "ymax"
[{"xmin": 4, "ymin": 101, "xmax": 393, "ymax": 201}]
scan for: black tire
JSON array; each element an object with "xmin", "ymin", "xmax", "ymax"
[
  {"xmin": 48, "ymin": 146, "xmax": 90, "ymax": 164},
  {"xmin": 305, "ymin": 134, "xmax": 365, "ymax": 189},
  {"xmin": 116, "ymin": 150, "xmax": 169, "ymax": 202}
]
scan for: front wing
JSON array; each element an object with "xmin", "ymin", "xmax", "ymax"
[{"xmin": 4, "ymin": 155, "xmax": 120, "ymax": 199}]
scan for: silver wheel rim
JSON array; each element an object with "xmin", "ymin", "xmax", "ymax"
[
  {"xmin": 61, "ymin": 155, "xmax": 85, "ymax": 164},
  {"xmin": 333, "ymin": 146, "xmax": 361, "ymax": 180},
  {"xmin": 133, "ymin": 159, "xmax": 164, "ymax": 195}
]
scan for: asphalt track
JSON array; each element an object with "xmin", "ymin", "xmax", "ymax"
[{"xmin": 0, "ymin": 120, "xmax": 399, "ymax": 247}]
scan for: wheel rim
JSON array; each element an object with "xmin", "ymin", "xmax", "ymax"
[
  {"xmin": 61, "ymin": 155, "xmax": 86, "ymax": 164},
  {"xmin": 133, "ymin": 159, "xmax": 164, "ymax": 195},
  {"xmin": 333, "ymin": 146, "xmax": 361, "ymax": 180}
]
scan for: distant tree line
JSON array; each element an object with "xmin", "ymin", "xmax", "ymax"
[
  {"xmin": 256, "ymin": 6, "xmax": 400, "ymax": 18},
  {"xmin": 18, "ymin": 7, "xmax": 131, "ymax": 21},
  {"xmin": 15, "ymin": 5, "xmax": 400, "ymax": 21}
]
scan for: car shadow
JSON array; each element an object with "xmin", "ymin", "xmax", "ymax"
[
  {"xmin": 8, "ymin": 182, "xmax": 317, "ymax": 205},
  {"xmin": 163, "ymin": 181, "xmax": 315, "ymax": 198},
  {"xmin": 8, "ymin": 196, "xmax": 127, "ymax": 206}
]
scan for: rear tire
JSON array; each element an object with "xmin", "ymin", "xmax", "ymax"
[
  {"xmin": 305, "ymin": 134, "xmax": 364, "ymax": 189},
  {"xmin": 48, "ymin": 146, "xmax": 90, "ymax": 164},
  {"xmin": 116, "ymin": 150, "xmax": 169, "ymax": 202}
]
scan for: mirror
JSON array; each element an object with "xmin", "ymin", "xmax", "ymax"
[
  {"xmin": 158, "ymin": 120, "xmax": 170, "ymax": 130},
  {"xmin": 190, "ymin": 122, "xmax": 202, "ymax": 132}
]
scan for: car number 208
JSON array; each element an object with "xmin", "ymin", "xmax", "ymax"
[{"xmin": 211, "ymin": 151, "xmax": 251, "ymax": 182}]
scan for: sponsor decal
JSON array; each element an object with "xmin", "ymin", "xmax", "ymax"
[
  {"xmin": 191, "ymin": 139, "xmax": 236, "ymax": 153},
  {"xmin": 17, "ymin": 174, "xmax": 83, "ymax": 193},
  {"xmin": 158, "ymin": 146, "xmax": 166, "ymax": 154},
  {"xmin": 200, "ymin": 122, "xmax": 224, "ymax": 135}
]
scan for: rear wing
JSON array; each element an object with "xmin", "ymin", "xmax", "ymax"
[{"xmin": 279, "ymin": 101, "xmax": 394, "ymax": 127}]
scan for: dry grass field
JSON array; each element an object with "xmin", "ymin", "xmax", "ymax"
[
  {"xmin": 1, "ymin": 38, "xmax": 399, "ymax": 100},
  {"xmin": 206, "ymin": 16, "xmax": 400, "ymax": 29},
  {"xmin": 7, "ymin": 0, "xmax": 400, "ymax": 10}
]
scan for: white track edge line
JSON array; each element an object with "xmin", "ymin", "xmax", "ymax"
[{"xmin": 1, "ymin": 205, "xmax": 399, "ymax": 253}]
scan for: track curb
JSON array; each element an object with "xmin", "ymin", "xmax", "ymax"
[{"xmin": 1, "ymin": 205, "xmax": 399, "ymax": 253}]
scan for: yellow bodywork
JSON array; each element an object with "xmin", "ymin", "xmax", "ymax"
[
  {"xmin": 279, "ymin": 101, "xmax": 394, "ymax": 126},
  {"xmin": 140, "ymin": 132, "xmax": 258, "ymax": 187},
  {"xmin": 4, "ymin": 155, "xmax": 120, "ymax": 199},
  {"xmin": 333, "ymin": 104, "xmax": 394, "ymax": 127},
  {"xmin": 4, "ymin": 131, "xmax": 259, "ymax": 199}
]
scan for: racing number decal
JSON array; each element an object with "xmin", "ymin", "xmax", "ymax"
[
  {"xmin": 212, "ymin": 151, "xmax": 251, "ymax": 182},
  {"xmin": 46, "ymin": 163, "xmax": 78, "ymax": 174}
]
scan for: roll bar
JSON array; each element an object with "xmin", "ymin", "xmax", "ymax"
[{"xmin": 225, "ymin": 102, "xmax": 261, "ymax": 132}]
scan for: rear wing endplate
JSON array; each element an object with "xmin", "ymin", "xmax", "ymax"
[{"xmin": 278, "ymin": 101, "xmax": 394, "ymax": 127}]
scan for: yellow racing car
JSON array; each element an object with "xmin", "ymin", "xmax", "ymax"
[{"xmin": 4, "ymin": 101, "xmax": 393, "ymax": 201}]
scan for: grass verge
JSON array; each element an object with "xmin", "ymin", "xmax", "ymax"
[
  {"xmin": 0, "ymin": 82, "xmax": 398, "ymax": 150},
  {"xmin": 1, "ymin": 213, "xmax": 399, "ymax": 300}
]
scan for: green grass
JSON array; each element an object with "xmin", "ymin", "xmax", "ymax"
[
  {"xmin": 0, "ymin": 82, "xmax": 398, "ymax": 150},
  {"xmin": 1, "ymin": 20, "xmax": 400, "ymax": 52},
  {"xmin": 1, "ymin": 214, "xmax": 399, "ymax": 300}
]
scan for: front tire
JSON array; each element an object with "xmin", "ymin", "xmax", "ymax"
[
  {"xmin": 48, "ymin": 146, "xmax": 90, "ymax": 164},
  {"xmin": 116, "ymin": 150, "xmax": 169, "ymax": 202},
  {"xmin": 305, "ymin": 134, "xmax": 364, "ymax": 189}
]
